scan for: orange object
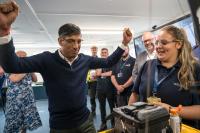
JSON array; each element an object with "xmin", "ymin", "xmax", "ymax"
[{"xmin": 170, "ymin": 105, "xmax": 182, "ymax": 115}]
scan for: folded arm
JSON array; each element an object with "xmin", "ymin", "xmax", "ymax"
[{"xmin": 9, "ymin": 73, "xmax": 26, "ymax": 83}]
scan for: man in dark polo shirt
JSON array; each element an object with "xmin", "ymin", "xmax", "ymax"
[
  {"xmin": 111, "ymin": 47, "xmax": 135, "ymax": 107},
  {"xmin": 96, "ymin": 48, "xmax": 115, "ymax": 131}
]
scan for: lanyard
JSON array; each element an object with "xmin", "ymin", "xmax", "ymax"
[
  {"xmin": 153, "ymin": 66, "xmax": 175, "ymax": 96},
  {"xmin": 120, "ymin": 57, "xmax": 129, "ymax": 70}
]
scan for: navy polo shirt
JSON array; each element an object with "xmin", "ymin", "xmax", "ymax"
[
  {"xmin": 132, "ymin": 59, "xmax": 200, "ymax": 128},
  {"xmin": 96, "ymin": 68, "xmax": 113, "ymax": 93},
  {"xmin": 112, "ymin": 56, "xmax": 135, "ymax": 95}
]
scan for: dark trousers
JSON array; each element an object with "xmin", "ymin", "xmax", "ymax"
[
  {"xmin": 88, "ymin": 81, "xmax": 97, "ymax": 112},
  {"xmin": 50, "ymin": 114, "xmax": 96, "ymax": 133},
  {"xmin": 116, "ymin": 93, "xmax": 131, "ymax": 107},
  {"xmin": 97, "ymin": 90, "xmax": 114, "ymax": 123}
]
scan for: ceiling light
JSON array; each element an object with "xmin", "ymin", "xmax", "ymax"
[{"xmin": 82, "ymin": 30, "xmax": 123, "ymax": 35}]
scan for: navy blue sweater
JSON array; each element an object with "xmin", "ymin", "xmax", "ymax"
[{"xmin": 0, "ymin": 40, "xmax": 124, "ymax": 129}]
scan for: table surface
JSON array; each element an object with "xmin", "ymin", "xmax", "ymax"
[
  {"xmin": 181, "ymin": 124, "xmax": 200, "ymax": 133},
  {"xmin": 99, "ymin": 124, "xmax": 200, "ymax": 133}
]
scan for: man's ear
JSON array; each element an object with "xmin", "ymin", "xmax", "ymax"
[{"xmin": 58, "ymin": 37, "xmax": 64, "ymax": 47}]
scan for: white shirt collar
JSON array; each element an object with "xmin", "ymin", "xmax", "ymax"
[
  {"xmin": 146, "ymin": 50, "xmax": 156, "ymax": 60},
  {"xmin": 58, "ymin": 49, "xmax": 78, "ymax": 66}
]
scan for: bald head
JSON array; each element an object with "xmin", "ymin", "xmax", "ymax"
[
  {"xmin": 16, "ymin": 50, "xmax": 27, "ymax": 57},
  {"xmin": 142, "ymin": 32, "xmax": 154, "ymax": 41},
  {"xmin": 142, "ymin": 32, "xmax": 155, "ymax": 53}
]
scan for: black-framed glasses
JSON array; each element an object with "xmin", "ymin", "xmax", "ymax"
[
  {"xmin": 155, "ymin": 40, "xmax": 178, "ymax": 45},
  {"xmin": 63, "ymin": 38, "xmax": 83, "ymax": 45}
]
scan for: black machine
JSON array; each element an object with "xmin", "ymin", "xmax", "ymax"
[{"xmin": 113, "ymin": 102, "xmax": 170, "ymax": 133}]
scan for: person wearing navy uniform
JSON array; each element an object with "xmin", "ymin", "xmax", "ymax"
[
  {"xmin": 111, "ymin": 47, "xmax": 135, "ymax": 107},
  {"xmin": 129, "ymin": 25, "xmax": 200, "ymax": 129}
]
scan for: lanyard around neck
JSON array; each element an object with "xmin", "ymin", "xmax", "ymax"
[
  {"xmin": 153, "ymin": 66, "xmax": 175, "ymax": 96},
  {"xmin": 120, "ymin": 57, "xmax": 129, "ymax": 70}
]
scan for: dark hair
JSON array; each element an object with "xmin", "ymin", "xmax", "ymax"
[
  {"xmin": 101, "ymin": 48, "xmax": 108, "ymax": 51},
  {"xmin": 58, "ymin": 23, "xmax": 81, "ymax": 37}
]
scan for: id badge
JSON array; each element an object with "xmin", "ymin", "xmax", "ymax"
[
  {"xmin": 117, "ymin": 72, "xmax": 123, "ymax": 78},
  {"xmin": 147, "ymin": 96, "xmax": 161, "ymax": 104}
]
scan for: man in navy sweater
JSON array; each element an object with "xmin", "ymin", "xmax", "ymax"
[{"xmin": 0, "ymin": 1, "xmax": 133, "ymax": 133}]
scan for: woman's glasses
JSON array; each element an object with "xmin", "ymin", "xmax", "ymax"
[{"xmin": 155, "ymin": 40, "xmax": 179, "ymax": 45}]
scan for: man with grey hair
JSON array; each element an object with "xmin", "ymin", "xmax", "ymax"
[
  {"xmin": 129, "ymin": 32, "xmax": 156, "ymax": 105},
  {"xmin": 132, "ymin": 32, "xmax": 156, "ymax": 81}
]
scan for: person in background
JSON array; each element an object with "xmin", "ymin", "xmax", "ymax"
[
  {"xmin": 4, "ymin": 51, "xmax": 42, "ymax": 133},
  {"xmin": 87, "ymin": 46, "xmax": 98, "ymax": 116},
  {"xmin": 0, "ymin": 66, "xmax": 5, "ymax": 90},
  {"xmin": 128, "ymin": 25, "xmax": 200, "ymax": 129},
  {"xmin": 129, "ymin": 32, "xmax": 156, "ymax": 102},
  {"xmin": 96, "ymin": 48, "xmax": 115, "ymax": 131},
  {"xmin": 0, "ymin": 66, "xmax": 5, "ymax": 108},
  {"xmin": 132, "ymin": 32, "xmax": 156, "ymax": 81},
  {"xmin": 111, "ymin": 47, "xmax": 135, "ymax": 107},
  {"xmin": 0, "ymin": 1, "xmax": 133, "ymax": 132}
]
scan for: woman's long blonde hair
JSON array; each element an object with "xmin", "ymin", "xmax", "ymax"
[{"xmin": 161, "ymin": 25, "xmax": 197, "ymax": 90}]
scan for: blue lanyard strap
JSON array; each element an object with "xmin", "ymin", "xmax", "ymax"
[
  {"xmin": 120, "ymin": 57, "xmax": 129, "ymax": 70},
  {"xmin": 153, "ymin": 66, "xmax": 175, "ymax": 96}
]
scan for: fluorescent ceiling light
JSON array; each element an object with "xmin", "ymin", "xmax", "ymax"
[
  {"xmin": 81, "ymin": 43, "xmax": 107, "ymax": 46},
  {"xmin": 82, "ymin": 30, "xmax": 123, "ymax": 35},
  {"xmin": 15, "ymin": 44, "xmax": 59, "ymax": 48}
]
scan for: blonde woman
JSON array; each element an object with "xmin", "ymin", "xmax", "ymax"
[{"xmin": 129, "ymin": 25, "xmax": 200, "ymax": 128}]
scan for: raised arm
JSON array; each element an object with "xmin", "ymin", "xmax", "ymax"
[
  {"xmin": 0, "ymin": 2, "xmax": 45, "ymax": 73},
  {"xmin": 0, "ymin": 1, "xmax": 19, "ymax": 36},
  {"xmin": 89, "ymin": 28, "xmax": 133, "ymax": 69}
]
